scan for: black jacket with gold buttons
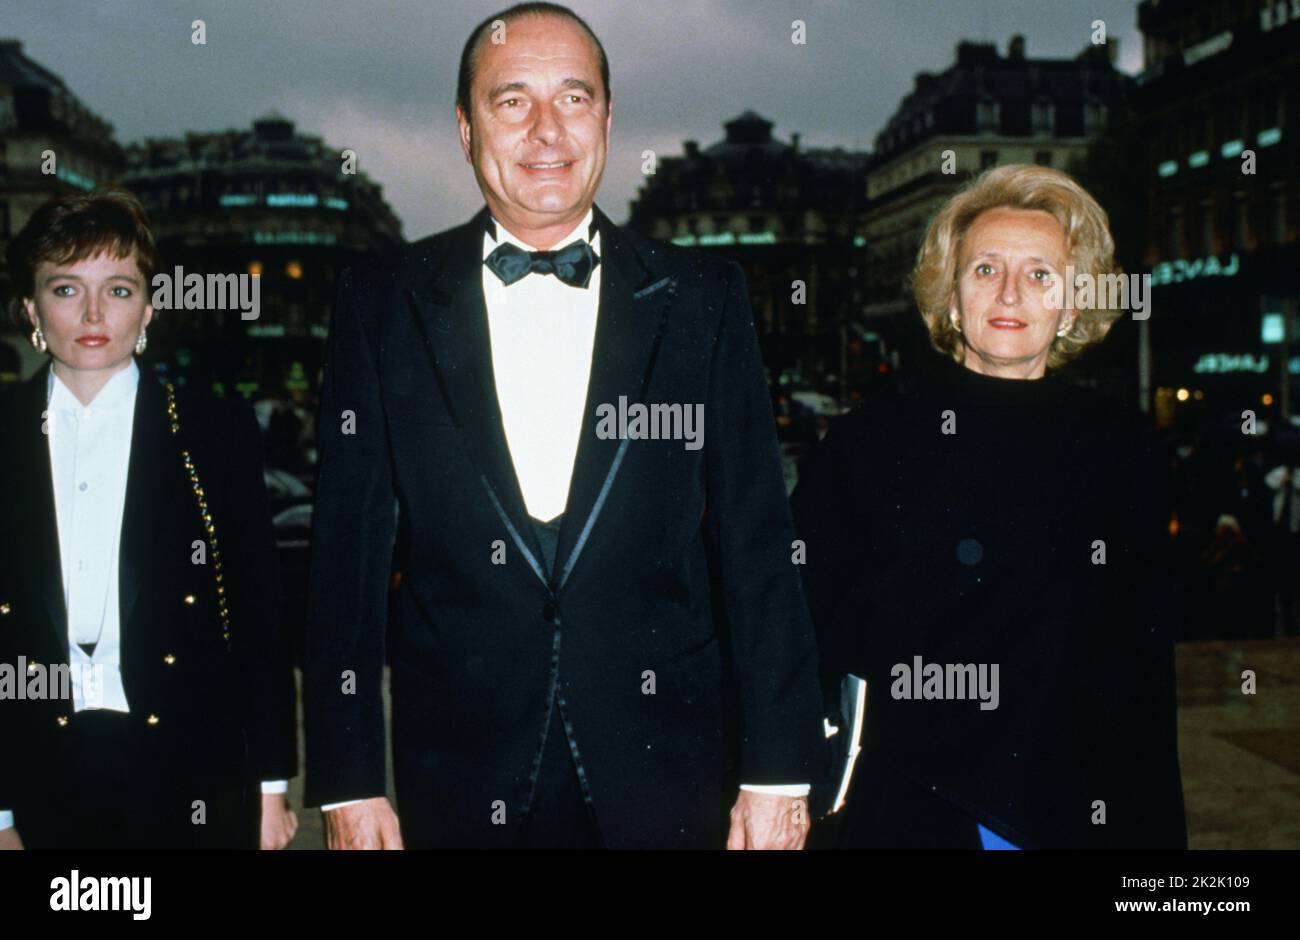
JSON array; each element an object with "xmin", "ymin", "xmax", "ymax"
[{"xmin": 0, "ymin": 362, "xmax": 297, "ymax": 821}]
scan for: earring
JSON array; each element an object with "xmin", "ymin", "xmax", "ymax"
[
  {"xmin": 951, "ymin": 314, "xmax": 962, "ymax": 333},
  {"xmin": 135, "ymin": 330, "xmax": 148, "ymax": 355},
  {"xmin": 1056, "ymin": 321, "xmax": 1071, "ymax": 337},
  {"xmin": 30, "ymin": 326, "xmax": 47, "ymax": 353}
]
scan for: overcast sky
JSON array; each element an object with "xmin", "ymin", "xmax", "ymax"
[{"xmin": 7, "ymin": 0, "xmax": 1145, "ymax": 239}]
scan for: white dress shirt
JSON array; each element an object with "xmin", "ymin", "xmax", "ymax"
[
  {"xmin": 0, "ymin": 362, "xmax": 284, "ymax": 835},
  {"xmin": 483, "ymin": 206, "xmax": 602, "ymax": 522},
  {"xmin": 322, "ymin": 208, "xmax": 805, "ymax": 814}
]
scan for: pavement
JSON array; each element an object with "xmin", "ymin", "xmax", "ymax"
[{"xmin": 285, "ymin": 638, "xmax": 1300, "ymax": 849}]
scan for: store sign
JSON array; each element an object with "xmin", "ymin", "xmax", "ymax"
[
  {"xmin": 1261, "ymin": 0, "xmax": 1300, "ymax": 31},
  {"xmin": 1193, "ymin": 353, "xmax": 1269, "ymax": 374},
  {"xmin": 1152, "ymin": 253, "xmax": 1239, "ymax": 286},
  {"xmin": 1183, "ymin": 31, "xmax": 1232, "ymax": 65}
]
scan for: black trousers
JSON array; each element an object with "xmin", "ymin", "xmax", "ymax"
[
  {"xmin": 513, "ymin": 693, "xmax": 603, "ymax": 850},
  {"xmin": 13, "ymin": 710, "xmax": 257, "ymax": 850}
]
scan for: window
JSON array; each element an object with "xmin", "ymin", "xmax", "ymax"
[
  {"xmin": 977, "ymin": 98, "xmax": 1000, "ymax": 134},
  {"xmin": 980, "ymin": 150, "xmax": 998, "ymax": 169},
  {"xmin": 1166, "ymin": 204, "xmax": 1184, "ymax": 258},
  {"xmin": 1032, "ymin": 100, "xmax": 1055, "ymax": 135},
  {"xmin": 1035, "ymin": 151, "xmax": 1053, "ymax": 167},
  {"xmin": 1084, "ymin": 101, "xmax": 1107, "ymax": 136},
  {"xmin": 1232, "ymin": 192, "xmax": 1249, "ymax": 250},
  {"xmin": 1198, "ymin": 200, "xmax": 1215, "ymax": 255}
]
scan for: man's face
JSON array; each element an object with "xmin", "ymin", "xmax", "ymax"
[
  {"xmin": 24, "ymin": 250, "xmax": 153, "ymax": 376},
  {"xmin": 457, "ymin": 14, "xmax": 611, "ymax": 245}
]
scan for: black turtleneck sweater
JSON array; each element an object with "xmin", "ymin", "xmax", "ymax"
[{"xmin": 791, "ymin": 353, "xmax": 1187, "ymax": 849}]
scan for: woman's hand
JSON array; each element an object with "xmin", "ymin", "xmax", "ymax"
[{"xmin": 260, "ymin": 793, "xmax": 298, "ymax": 850}]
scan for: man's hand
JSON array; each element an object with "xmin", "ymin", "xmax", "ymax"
[
  {"xmin": 725, "ymin": 790, "xmax": 810, "ymax": 850},
  {"xmin": 324, "ymin": 797, "xmax": 403, "ymax": 850},
  {"xmin": 0, "ymin": 828, "xmax": 22, "ymax": 851},
  {"xmin": 260, "ymin": 793, "xmax": 298, "ymax": 850}
]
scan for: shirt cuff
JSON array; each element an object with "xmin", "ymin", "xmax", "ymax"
[
  {"xmin": 0, "ymin": 811, "xmax": 12, "ymax": 831},
  {"xmin": 740, "ymin": 783, "xmax": 811, "ymax": 797},
  {"xmin": 260, "ymin": 780, "xmax": 290, "ymax": 795},
  {"xmin": 321, "ymin": 798, "xmax": 368, "ymax": 812}
]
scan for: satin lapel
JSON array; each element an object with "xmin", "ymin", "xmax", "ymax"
[
  {"xmin": 118, "ymin": 373, "xmax": 171, "ymax": 648},
  {"xmin": 405, "ymin": 206, "xmax": 549, "ymax": 585},
  {"xmin": 552, "ymin": 204, "xmax": 677, "ymax": 593},
  {"xmin": 14, "ymin": 364, "xmax": 69, "ymax": 658}
]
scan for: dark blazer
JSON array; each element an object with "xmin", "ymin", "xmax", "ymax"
[
  {"xmin": 303, "ymin": 203, "xmax": 825, "ymax": 848},
  {"xmin": 792, "ymin": 354, "xmax": 1187, "ymax": 849},
  {"xmin": 0, "ymin": 363, "xmax": 297, "ymax": 848}
]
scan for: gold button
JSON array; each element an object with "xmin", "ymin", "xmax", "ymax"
[
  {"xmin": 163, "ymin": 654, "xmax": 176, "ymax": 665},
  {"xmin": 56, "ymin": 715, "xmax": 69, "ymax": 727},
  {"xmin": 0, "ymin": 602, "xmax": 11, "ymax": 615},
  {"xmin": 146, "ymin": 714, "xmax": 160, "ymax": 726},
  {"xmin": 183, "ymin": 594, "xmax": 197, "ymax": 606}
]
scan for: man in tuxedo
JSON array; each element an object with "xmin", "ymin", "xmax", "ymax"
[{"xmin": 304, "ymin": 1, "xmax": 824, "ymax": 849}]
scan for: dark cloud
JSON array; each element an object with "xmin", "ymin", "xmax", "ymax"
[{"xmin": 8, "ymin": 0, "xmax": 1143, "ymax": 238}]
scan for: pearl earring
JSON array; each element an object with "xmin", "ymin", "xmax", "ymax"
[
  {"xmin": 135, "ymin": 330, "xmax": 148, "ymax": 355},
  {"xmin": 30, "ymin": 326, "xmax": 47, "ymax": 353}
]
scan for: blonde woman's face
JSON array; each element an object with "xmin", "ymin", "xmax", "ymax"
[{"xmin": 951, "ymin": 207, "xmax": 1072, "ymax": 379}]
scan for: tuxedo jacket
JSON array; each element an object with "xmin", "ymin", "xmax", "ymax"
[
  {"xmin": 303, "ymin": 204, "xmax": 826, "ymax": 848},
  {"xmin": 0, "ymin": 364, "xmax": 297, "ymax": 846}
]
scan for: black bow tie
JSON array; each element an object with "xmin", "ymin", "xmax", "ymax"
[{"xmin": 484, "ymin": 238, "xmax": 600, "ymax": 289}]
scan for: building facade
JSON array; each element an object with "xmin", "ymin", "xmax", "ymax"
[
  {"xmin": 0, "ymin": 38, "xmax": 125, "ymax": 381},
  {"xmin": 122, "ymin": 113, "xmax": 403, "ymax": 401},
  {"xmin": 862, "ymin": 36, "xmax": 1129, "ymax": 376},
  {"xmin": 1136, "ymin": 0, "xmax": 1299, "ymax": 427},
  {"xmin": 627, "ymin": 111, "xmax": 871, "ymax": 403}
]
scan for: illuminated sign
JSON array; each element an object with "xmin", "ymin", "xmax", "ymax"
[
  {"xmin": 1183, "ymin": 31, "xmax": 1232, "ymax": 65},
  {"xmin": 253, "ymin": 230, "xmax": 337, "ymax": 245},
  {"xmin": 1151, "ymin": 253, "xmax": 1239, "ymax": 286},
  {"xmin": 56, "ymin": 167, "xmax": 95, "ymax": 191},
  {"xmin": 267, "ymin": 193, "xmax": 318, "ymax": 208},
  {"xmin": 1262, "ymin": 313, "xmax": 1285, "ymax": 344},
  {"xmin": 1261, "ymin": 1, "xmax": 1300, "ymax": 31},
  {"xmin": 1193, "ymin": 353, "xmax": 1269, "ymax": 374}
]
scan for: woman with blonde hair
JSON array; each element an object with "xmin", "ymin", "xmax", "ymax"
[{"xmin": 795, "ymin": 164, "xmax": 1186, "ymax": 849}]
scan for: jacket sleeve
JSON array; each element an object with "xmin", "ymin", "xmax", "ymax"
[
  {"xmin": 704, "ymin": 260, "xmax": 827, "ymax": 786},
  {"xmin": 1107, "ymin": 416, "xmax": 1188, "ymax": 848},
  {"xmin": 788, "ymin": 412, "xmax": 862, "ymax": 695},
  {"xmin": 222, "ymin": 400, "xmax": 299, "ymax": 784},
  {"xmin": 302, "ymin": 267, "xmax": 396, "ymax": 808}
]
